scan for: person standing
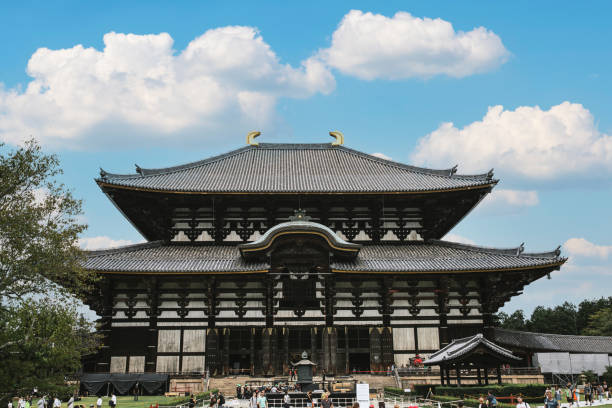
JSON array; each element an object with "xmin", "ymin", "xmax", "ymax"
[
  {"xmin": 96, "ymin": 396, "xmax": 102, "ymax": 408},
  {"xmin": 283, "ymin": 391, "xmax": 290, "ymax": 408},
  {"xmin": 8, "ymin": 399, "xmax": 13, "ymax": 408},
  {"xmin": 554, "ymin": 385, "xmax": 562, "ymax": 406},
  {"xmin": 257, "ymin": 390, "xmax": 267, "ymax": 408},
  {"xmin": 603, "ymin": 381, "xmax": 609, "ymax": 399},
  {"xmin": 250, "ymin": 390, "xmax": 258, "ymax": 408},
  {"xmin": 52, "ymin": 397, "xmax": 60, "ymax": 408},
  {"xmin": 218, "ymin": 392, "xmax": 225, "ymax": 408},
  {"xmin": 189, "ymin": 395, "xmax": 196, "ymax": 408},
  {"xmin": 544, "ymin": 390, "xmax": 558, "ymax": 408},
  {"xmin": 584, "ymin": 382, "xmax": 592, "ymax": 406},
  {"xmin": 320, "ymin": 393, "xmax": 333, "ymax": 408},
  {"xmin": 597, "ymin": 384, "xmax": 604, "ymax": 402},
  {"xmin": 486, "ymin": 391, "xmax": 497, "ymax": 408},
  {"xmin": 36, "ymin": 397, "xmax": 45, "ymax": 408},
  {"xmin": 110, "ymin": 394, "xmax": 116, "ymax": 408},
  {"xmin": 515, "ymin": 397, "xmax": 529, "ymax": 408},
  {"xmin": 306, "ymin": 391, "xmax": 313, "ymax": 408},
  {"xmin": 66, "ymin": 395, "xmax": 74, "ymax": 408}
]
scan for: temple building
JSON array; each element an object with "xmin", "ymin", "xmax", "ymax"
[{"xmin": 83, "ymin": 132, "xmax": 565, "ymax": 377}]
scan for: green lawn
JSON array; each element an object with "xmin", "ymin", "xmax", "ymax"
[{"xmin": 75, "ymin": 396, "xmax": 187, "ymax": 408}]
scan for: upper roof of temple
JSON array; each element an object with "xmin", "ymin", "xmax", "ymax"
[{"xmin": 97, "ymin": 143, "xmax": 496, "ymax": 194}]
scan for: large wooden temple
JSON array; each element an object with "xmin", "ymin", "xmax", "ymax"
[{"xmin": 83, "ymin": 132, "xmax": 565, "ymax": 377}]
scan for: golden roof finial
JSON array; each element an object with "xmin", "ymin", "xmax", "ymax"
[
  {"xmin": 247, "ymin": 131, "xmax": 261, "ymax": 146},
  {"xmin": 329, "ymin": 131, "xmax": 344, "ymax": 146}
]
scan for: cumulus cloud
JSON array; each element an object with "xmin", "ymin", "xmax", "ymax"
[
  {"xmin": 477, "ymin": 189, "xmax": 539, "ymax": 215},
  {"xmin": 443, "ymin": 233, "xmax": 475, "ymax": 245},
  {"xmin": 411, "ymin": 102, "xmax": 612, "ymax": 180},
  {"xmin": 79, "ymin": 236, "xmax": 136, "ymax": 250},
  {"xmin": 0, "ymin": 28, "xmax": 335, "ymax": 148},
  {"xmin": 319, "ymin": 10, "xmax": 509, "ymax": 80},
  {"xmin": 564, "ymin": 238, "xmax": 612, "ymax": 259}
]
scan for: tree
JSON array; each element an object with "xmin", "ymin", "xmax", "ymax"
[
  {"xmin": 581, "ymin": 306, "xmax": 612, "ymax": 336},
  {"xmin": 0, "ymin": 139, "xmax": 93, "ymax": 300},
  {"xmin": 602, "ymin": 366, "xmax": 612, "ymax": 386},
  {"xmin": 0, "ymin": 300, "xmax": 97, "ymax": 400},
  {"xmin": 0, "ymin": 140, "xmax": 97, "ymax": 399},
  {"xmin": 527, "ymin": 302, "xmax": 578, "ymax": 334},
  {"xmin": 577, "ymin": 297, "xmax": 612, "ymax": 334},
  {"xmin": 497, "ymin": 310, "xmax": 528, "ymax": 331}
]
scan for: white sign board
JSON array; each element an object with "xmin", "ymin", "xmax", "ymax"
[{"xmin": 356, "ymin": 383, "xmax": 369, "ymax": 408}]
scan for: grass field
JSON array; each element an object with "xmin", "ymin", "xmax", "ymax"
[{"xmin": 74, "ymin": 396, "xmax": 190, "ymax": 408}]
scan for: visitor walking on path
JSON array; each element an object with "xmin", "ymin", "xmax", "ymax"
[
  {"xmin": 487, "ymin": 391, "xmax": 497, "ymax": 408},
  {"xmin": 515, "ymin": 396, "xmax": 530, "ymax": 408},
  {"xmin": 250, "ymin": 390, "xmax": 258, "ymax": 408},
  {"xmin": 544, "ymin": 390, "xmax": 558, "ymax": 408},
  {"xmin": 257, "ymin": 391, "xmax": 267, "ymax": 408}
]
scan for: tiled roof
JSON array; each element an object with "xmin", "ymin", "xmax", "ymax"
[
  {"xmin": 97, "ymin": 143, "xmax": 496, "ymax": 193},
  {"xmin": 84, "ymin": 242, "xmax": 267, "ymax": 273},
  {"xmin": 424, "ymin": 333, "xmax": 520, "ymax": 365},
  {"xmin": 84, "ymin": 240, "xmax": 563, "ymax": 274},
  {"xmin": 493, "ymin": 328, "xmax": 612, "ymax": 354}
]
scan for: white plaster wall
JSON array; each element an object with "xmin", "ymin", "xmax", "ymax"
[
  {"xmin": 110, "ymin": 356, "xmax": 127, "ymax": 373},
  {"xmin": 129, "ymin": 356, "xmax": 145, "ymax": 373},
  {"xmin": 182, "ymin": 330, "xmax": 206, "ymax": 353},
  {"xmin": 158, "ymin": 330, "xmax": 181, "ymax": 352},
  {"xmin": 393, "ymin": 327, "xmax": 415, "ymax": 350},
  {"xmin": 417, "ymin": 327, "xmax": 440, "ymax": 350},
  {"xmin": 182, "ymin": 356, "xmax": 205, "ymax": 373},
  {"xmin": 156, "ymin": 356, "xmax": 179, "ymax": 373}
]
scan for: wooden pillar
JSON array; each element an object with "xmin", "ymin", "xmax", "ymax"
[
  {"xmin": 440, "ymin": 366, "xmax": 445, "ymax": 385},
  {"xmin": 311, "ymin": 327, "xmax": 318, "ymax": 365},
  {"xmin": 436, "ymin": 278, "xmax": 450, "ymax": 347},
  {"xmin": 206, "ymin": 278, "xmax": 217, "ymax": 328},
  {"xmin": 250, "ymin": 328, "xmax": 255, "ymax": 376},
  {"xmin": 496, "ymin": 365, "xmax": 502, "ymax": 384},
  {"xmin": 323, "ymin": 276, "xmax": 336, "ymax": 327},
  {"xmin": 380, "ymin": 277, "xmax": 393, "ymax": 328},
  {"xmin": 96, "ymin": 278, "xmax": 114, "ymax": 372},
  {"xmin": 446, "ymin": 365, "xmax": 451, "ymax": 385},
  {"xmin": 265, "ymin": 276, "xmax": 275, "ymax": 328},
  {"xmin": 145, "ymin": 277, "xmax": 159, "ymax": 373},
  {"xmin": 223, "ymin": 328, "xmax": 230, "ymax": 375},
  {"xmin": 484, "ymin": 367, "xmax": 489, "ymax": 385},
  {"xmin": 344, "ymin": 326, "xmax": 350, "ymax": 374},
  {"xmin": 456, "ymin": 363, "xmax": 461, "ymax": 386},
  {"xmin": 283, "ymin": 327, "xmax": 289, "ymax": 375},
  {"xmin": 477, "ymin": 367, "xmax": 482, "ymax": 385}
]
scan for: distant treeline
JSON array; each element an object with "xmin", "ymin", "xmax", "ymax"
[{"xmin": 494, "ymin": 296, "xmax": 612, "ymax": 336}]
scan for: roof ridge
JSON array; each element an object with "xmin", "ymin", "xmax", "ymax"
[
  {"xmin": 431, "ymin": 239, "xmax": 562, "ymax": 259},
  {"xmin": 336, "ymin": 145, "xmax": 495, "ymax": 181},
  {"xmin": 99, "ymin": 145, "xmax": 254, "ymax": 180},
  {"xmin": 85, "ymin": 240, "xmax": 164, "ymax": 257},
  {"xmin": 494, "ymin": 327, "xmax": 612, "ymax": 340}
]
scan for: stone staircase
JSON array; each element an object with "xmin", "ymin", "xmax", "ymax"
[{"xmin": 208, "ymin": 376, "xmax": 252, "ymax": 397}]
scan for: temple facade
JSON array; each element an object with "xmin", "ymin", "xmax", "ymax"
[{"xmin": 84, "ymin": 132, "xmax": 565, "ymax": 376}]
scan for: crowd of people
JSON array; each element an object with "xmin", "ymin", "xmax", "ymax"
[
  {"xmin": 7, "ymin": 395, "xmax": 118, "ymax": 408},
  {"xmin": 475, "ymin": 382, "xmax": 611, "ymax": 408}
]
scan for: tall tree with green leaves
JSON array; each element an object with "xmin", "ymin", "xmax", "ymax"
[
  {"xmin": 581, "ymin": 306, "xmax": 612, "ymax": 336},
  {"xmin": 0, "ymin": 139, "xmax": 92, "ymax": 300},
  {"xmin": 0, "ymin": 140, "xmax": 97, "ymax": 400}
]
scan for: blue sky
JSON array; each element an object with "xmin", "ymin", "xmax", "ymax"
[{"xmin": 1, "ymin": 1, "xmax": 611, "ymax": 315}]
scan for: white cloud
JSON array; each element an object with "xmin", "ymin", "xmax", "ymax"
[
  {"xmin": 79, "ymin": 236, "xmax": 136, "ymax": 250},
  {"xmin": 564, "ymin": 238, "xmax": 612, "ymax": 259},
  {"xmin": 319, "ymin": 10, "xmax": 509, "ymax": 80},
  {"xmin": 443, "ymin": 233, "xmax": 475, "ymax": 245},
  {"xmin": 371, "ymin": 152, "xmax": 392, "ymax": 160},
  {"xmin": 411, "ymin": 102, "xmax": 612, "ymax": 180},
  {"xmin": 0, "ymin": 28, "xmax": 335, "ymax": 148},
  {"xmin": 477, "ymin": 189, "xmax": 539, "ymax": 215}
]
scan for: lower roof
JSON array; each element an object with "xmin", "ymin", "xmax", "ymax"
[
  {"xmin": 424, "ymin": 333, "xmax": 520, "ymax": 365},
  {"xmin": 84, "ymin": 240, "xmax": 564, "ymax": 275},
  {"xmin": 493, "ymin": 328, "xmax": 612, "ymax": 354}
]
